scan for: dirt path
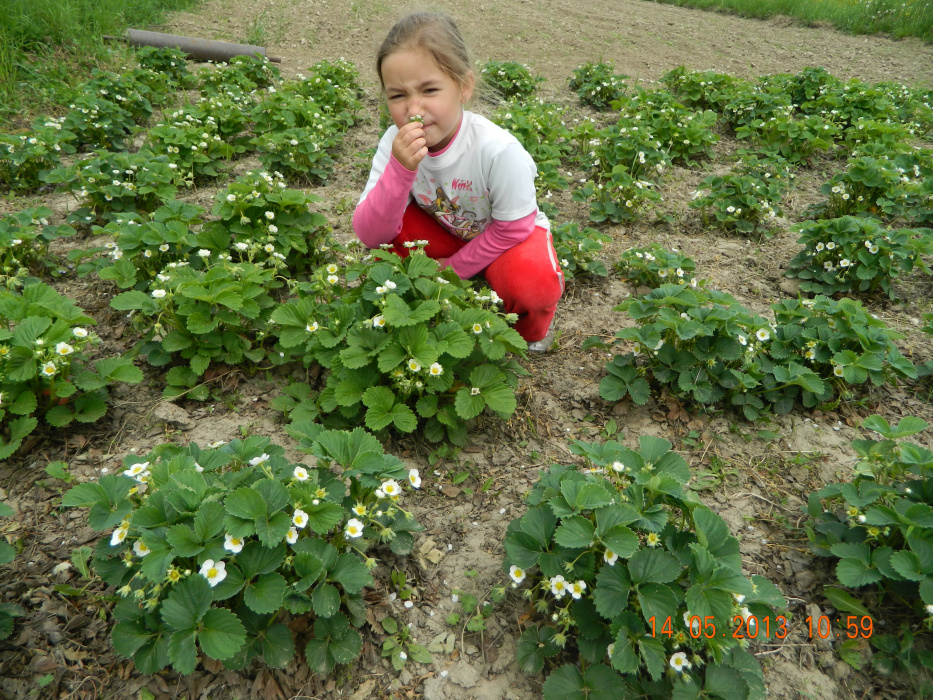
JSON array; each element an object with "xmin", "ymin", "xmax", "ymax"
[
  {"xmin": 167, "ymin": 0, "xmax": 933, "ymax": 91},
  {"xmin": 2, "ymin": 1, "xmax": 933, "ymax": 700}
]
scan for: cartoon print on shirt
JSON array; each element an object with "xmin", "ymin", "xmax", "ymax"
[{"xmin": 416, "ymin": 187, "xmax": 487, "ymax": 241}]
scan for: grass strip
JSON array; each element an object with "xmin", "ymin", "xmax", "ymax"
[{"xmin": 642, "ymin": 0, "xmax": 933, "ymax": 42}]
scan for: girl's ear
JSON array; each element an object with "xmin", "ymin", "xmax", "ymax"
[{"xmin": 460, "ymin": 70, "xmax": 475, "ymax": 104}]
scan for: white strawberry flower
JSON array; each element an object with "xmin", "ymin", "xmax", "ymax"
[
  {"xmin": 55, "ymin": 342, "xmax": 74, "ymax": 356},
  {"xmin": 286, "ymin": 528, "xmax": 299, "ymax": 544},
  {"xmin": 669, "ymin": 651, "xmax": 691, "ymax": 673},
  {"xmin": 223, "ymin": 534, "xmax": 244, "ymax": 553},
  {"xmin": 110, "ymin": 521, "xmax": 130, "ymax": 546},
  {"xmin": 569, "ymin": 580, "xmax": 587, "ymax": 599},
  {"xmin": 549, "ymin": 575, "xmax": 567, "ymax": 599},
  {"xmin": 407, "ymin": 358, "xmax": 422, "ymax": 372},
  {"xmin": 408, "ymin": 469, "xmax": 421, "ymax": 489},
  {"xmin": 381, "ymin": 480, "xmax": 401, "ymax": 498},
  {"xmin": 509, "ymin": 565, "xmax": 526, "ymax": 584},
  {"xmin": 199, "ymin": 559, "xmax": 227, "ymax": 587},
  {"xmin": 293, "ymin": 466, "xmax": 310, "ymax": 481},
  {"xmin": 72, "ymin": 327, "xmax": 89, "ymax": 338},
  {"xmin": 133, "ymin": 540, "xmax": 150, "ymax": 557},
  {"xmin": 429, "ymin": 362, "xmax": 443, "ymax": 376},
  {"xmin": 604, "ymin": 549, "xmax": 618, "ymax": 565},
  {"xmin": 373, "ymin": 315, "xmax": 386, "ymax": 328},
  {"xmin": 249, "ymin": 453, "xmax": 270, "ymax": 466},
  {"xmin": 292, "ymin": 509, "xmax": 309, "ymax": 529},
  {"xmin": 345, "ymin": 518, "xmax": 364, "ymax": 539},
  {"xmin": 151, "ymin": 289, "xmax": 167, "ymax": 298}
]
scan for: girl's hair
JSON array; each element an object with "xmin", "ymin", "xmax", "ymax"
[{"xmin": 376, "ymin": 12, "xmax": 474, "ymax": 89}]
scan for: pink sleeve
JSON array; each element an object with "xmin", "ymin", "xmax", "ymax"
[
  {"xmin": 448, "ymin": 212, "xmax": 537, "ymax": 280},
  {"xmin": 352, "ymin": 155, "xmax": 418, "ymax": 248}
]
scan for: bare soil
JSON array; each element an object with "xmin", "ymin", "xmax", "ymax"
[{"xmin": 2, "ymin": 1, "xmax": 933, "ymax": 699}]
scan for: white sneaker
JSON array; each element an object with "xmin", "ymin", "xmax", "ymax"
[{"xmin": 527, "ymin": 322, "xmax": 556, "ymax": 353}]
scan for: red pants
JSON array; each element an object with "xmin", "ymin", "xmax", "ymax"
[{"xmin": 388, "ymin": 204, "xmax": 564, "ymax": 342}]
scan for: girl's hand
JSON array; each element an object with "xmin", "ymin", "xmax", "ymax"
[{"xmin": 392, "ymin": 121, "xmax": 427, "ymax": 171}]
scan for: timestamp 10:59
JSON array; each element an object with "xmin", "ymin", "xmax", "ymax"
[{"xmin": 648, "ymin": 614, "xmax": 874, "ymax": 640}]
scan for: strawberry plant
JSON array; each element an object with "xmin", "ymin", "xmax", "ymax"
[
  {"xmin": 591, "ymin": 284, "xmax": 914, "ymax": 420},
  {"xmin": 206, "ymin": 170, "xmax": 335, "ymax": 273},
  {"xmin": 0, "ymin": 207, "xmax": 76, "ymax": 283},
  {"xmin": 551, "ymin": 222, "xmax": 610, "ymax": 280},
  {"xmin": 0, "ymin": 283, "xmax": 142, "ymax": 459},
  {"xmin": 806, "ymin": 415, "xmax": 933, "ymax": 625},
  {"xmin": 135, "ymin": 46, "xmax": 193, "ymax": 88},
  {"xmin": 69, "ymin": 201, "xmax": 205, "ymax": 289},
  {"xmin": 110, "ymin": 254, "xmax": 287, "ymax": 400},
  {"xmin": 46, "ymin": 151, "xmax": 181, "ymax": 225},
  {"xmin": 616, "ymin": 88, "xmax": 720, "ymax": 165},
  {"xmin": 481, "ymin": 61, "xmax": 545, "ymax": 101},
  {"xmin": 814, "ymin": 146, "xmax": 933, "ymax": 223},
  {"xmin": 0, "ymin": 118, "xmax": 76, "ymax": 192},
  {"xmin": 492, "ymin": 99, "xmax": 572, "ymax": 194},
  {"xmin": 199, "ymin": 55, "xmax": 280, "ymax": 98},
  {"xmin": 660, "ymin": 66, "xmax": 747, "ymax": 113},
  {"xmin": 81, "ymin": 68, "xmax": 158, "ymax": 126},
  {"xmin": 785, "ymin": 216, "xmax": 933, "ymax": 298},
  {"xmin": 503, "ymin": 436, "xmax": 785, "ymax": 699},
  {"xmin": 252, "ymin": 127, "xmax": 339, "ymax": 185},
  {"xmin": 62, "ymin": 94, "xmax": 137, "ymax": 151},
  {"xmin": 283, "ymin": 59, "xmax": 364, "ymax": 130},
  {"xmin": 144, "ymin": 116, "xmax": 239, "ymax": 184},
  {"xmin": 614, "ymin": 245, "xmax": 698, "ymax": 289},
  {"xmin": 270, "ymin": 247, "xmax": 527, "ymax": 445},
  {"xmin": 734, "ymin": 113, "xmax": 840, "ymax": 164},
  {"xmin": 568, "ymin": 61, "xmax": 628, "ymax": 110},
  {"xmin": 62, "ymin": 427, "xmax": 422, "ymax": 674},
  {"xmin": 689, "ymin": 172, "xmax": 785, "ymax": 237}
]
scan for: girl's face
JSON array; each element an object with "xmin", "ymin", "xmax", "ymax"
[{"xmin": 381, "ymin": 47, "xmax": 473, "ymax": 152}]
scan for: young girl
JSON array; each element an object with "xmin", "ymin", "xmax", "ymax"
[{"xmin": 353, "ymin": 11, "xmax": 563, "ymax": 352}]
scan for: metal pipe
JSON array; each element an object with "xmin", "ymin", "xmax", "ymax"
[{"xmin": 109, "ymin": 29, "xmax": 281, "ymax": 63}]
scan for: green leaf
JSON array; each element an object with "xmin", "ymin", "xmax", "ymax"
[
  {"xmin": 454, "ymin": 386, "xmax": 486, "ymax": 420},
  {"xmin": 362, "ymin": 386, "xmax": 418, "ymax": 432},
  {"xmin": 112, "ymin": 620, "xmax": 154, "ymax": 658},
  {"xmin": 600, "ymin": 525, "xmax": 639, "ymax": 559},
  {"xmin": 836, "ymin": 558, "xmax": 883, "ymax": 588},
  {"xmin": 554, "ymin": 516, "xmax": 595, "ymax": 549},
  {"xmin": 862, "ymin": 414, "xmax": 928, "ymax": 439},
  {"xmin": 255, "ymin": 511, "xmax": 292, "ymax": 548},
  {"xmin": 822, "ymin": 587, "xmax": 871, "ymax": 617},
  {"xmin": 575, "ymin": 483, "xmax": 613, "ymax": 510},
  {"xmin": 704, "ymin": 664, "xmax": 749, "ymax": 700},
  {"xmin": 312, "ymin": 583, "xmax": 341, "ymax": 618},
  {"xmin": 889, "ymin": 551, "xmax": 926, "ymax": 581},
  {"xmin": 594, "ymin": 563, "xmax": 631, "ymax": 619},
  {"xmin": 166, "ymin": 524, "xmax": 204, "ymax": 558},
  {"xmin": 225, "ymin": 488, "xmax": 267, "ymax": 520},
  {"xmin": 627, "ymin": 548, "xmax": 682, "ymax": 585},
  {"xmin": 637, "ymin": 583, "xmax": 680, "ymax": 628},
  {"xmin": 542, "ymin": 664, "xmax": 584, "ymax": 700},
  {"xmin": 638, "ymin": 635, "xmax": 668, "ymax": 681},
  {"xmin": 330, "ymin": 553, "xmax": 372, "ymax": 594},
  {"xmin": 194, "ymin": 502, "xmax": 225, "ymax": 543},
  {"xmin": 259, "ymin": 623, "xmax": 295, "ymax": 669},
  {"xmin": 244, "ymin": 572, "xmax": 287, "ymax": 614},
  {"xmin": 161, "ymin": 575, "xmax": 211, "ymax": 631},
  {"xmin": 516, "ymin": 626, "xmax": 558, "ymax": 674},
  {"xmin": 199, "ymin": 608, "xmax": 246, "ymax": 660},
  {"xmin": 304, "ymin": 502, "xmax": 345, "ymax": 535},
  {"xmin": 167, "ymin": 630, "xmax": 198, "ymax": 675}
]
